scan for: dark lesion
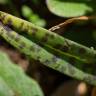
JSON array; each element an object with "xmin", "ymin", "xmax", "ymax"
[
  {"xmin": 41, "ymin": 33, "xmax": 50, "ymax": 43},
  {"xmin": 67, "ymin": 64, "xmax": 76, "ymax": 76},
  {"xmin": 51, "ymin": 56, "xmax": 58, "ymax": 63},
  {"xmin": 78, "ymin": 48, "xmax": 86, "ymax": 54},
  {"xmin": 34, "ymin": 45, "xmax": 41, "ymax": 53},
  {"xmin": 59, "ymin": 64, "xmax": 67, "ymax": 73},
  {"xmin": 19, "ymin": 42, "xmax": 26, "ymax": 49},
  {"xmin": 62, "ymin": 39, "xmax": 71, "ymax": 52},
  {"xmin": 31, "ymin": 27, "xmax": 38, "ymax": 36},
  {"xmin": 29, "ymin": 45, "xmax": 35, "ymax": 52},
  {"xmin": 19, "ymin": 22, "xmax": 24, "ymax": 30},
  {"xmin": 62, "ymin": 45, "xmax": 69, "ymax": 52},
  {"xmin": 0, "ymin": 14, "xmax": 7, "ymax": 22},
  {"xmin": 0, "ymin": 22, "xmax": 12, "ymax": 36},
  {"xmin": 0, "ymin": 19, "xmax": 13, "ymax": 33},
  {"xmin": 0, "ymin": 28, "xmax": 4, "ymax": 35},
  {"xmin": 23, "ymin": 24, "xmax": 29, "ymax": 32},
  {"xmin": 14, "ymin": 34, "xmax": 21, "ymax": 42},
  {"xmin": 3, "ymin": 25, "xmax": 12, "ymax": 32},
  {"xmin": 44, "ymin": 59, "xmax": 51, "ymax": 65},
  {"xmin": 54, "ymin": 40, "xmax": 70, "ymax": 52},
  {"xmin": 42, "ymin": 56, "xmax": 58, "ymax": 65},
  {"xmin": 6, "ymin": 18, "xmax": 14, "ymax": 30},
  {"xmin": 83, "ymin": 75, "xmax": 96, "ymax": 85}
]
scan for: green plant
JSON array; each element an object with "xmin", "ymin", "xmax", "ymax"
[
  {"xmin": 0, "ymin": 11, "xmax": 96, "ymax": 90},
  {"xmin": 46, "ymin": 0, "xmax": 95, "ymax": 17}
]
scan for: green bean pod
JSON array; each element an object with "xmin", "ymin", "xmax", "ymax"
[
  {"xmin": 0, "ymin": 11, "xmax": 96, "ymax": 64},
  {"xmin": 0, "ymin": 22, "xmax": 96, "ymax": 86}
]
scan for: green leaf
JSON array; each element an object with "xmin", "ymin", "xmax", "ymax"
[
  {"xmin": 0, "ymin": 51, "xmax": 44, "ymax": 96},
  {"xmin": 21, "ymin": 5, "xmax": 46, "ymax": 27},
  {"xmin": 22, "ymin": 5, "xmax": 32, "ymax": 18},
  {"xmin": 46, "ymin": 0, "xmax": 93, "ymax": 17},
  {"xmin": 0, "ymin": 77, "xmax": 14, "ymax": 96}
]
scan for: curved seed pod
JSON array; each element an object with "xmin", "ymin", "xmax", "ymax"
[
  {"xmin": 0, "ymin": 11, "xmax": 96, "ymax": 64},
  {"xmin": 0, "ymin": 22, "xmax": 96, "ymax": 86},
  {"xmin": 0, "ymin": 21, "xmax": 95, "ymax": 75},
  {"xmin": 43, "ymin": 44, "xmax": 96, "ymax": 75}
]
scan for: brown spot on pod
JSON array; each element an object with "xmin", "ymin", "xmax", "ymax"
[
  {"xmin": 23, "ymin": 25, "xmax": 29, "ymax": 32},
  {"xmin": 31, "ymin": 27, "xmax": 38, "ymax": 36},
  {"xmin": 52, "ymin": 56, "xmax": 58, "ymax": 63},
  {"xmin": 68, "ymin": 64, "xmax": 76, "ymax": 76},
  {"xmin": 14, "ymin": 34, "xmax": 20, "ymax": 42},
  {"xmin": 49, "ymin": 33, "xmax": 55, "ymax": 39},
  {"xmin": 7, "ymin": 19, "xmax": 12, "ymax": 26},
  {"xmin": 59, "ymin": 65, "xmax": 67, "ymax": 73},
  {"xmin": 79, "ymin": 48, "xmax": 86, "ymax": 54},
  {"xmin": 19, "ymin": 42, "xmax": 26, "ymax": 49},
  {"xmin": 30, "ymin": 45, "xmax": 41, "ymax": 53},
  {"xmin": 41, "ymin": 33, "xmax": 50, "ymax": 42},
  {"xmin": 0, "ymin": 14, "xmax": 6, "ymax": 21},
  {"xmin": 61, "ymin": 40, "xmax": 70, "ymax": 52},
  {"xmin": 83, "ymin": 75, "xmax": 96, "ymax": 84},
  {"xmin": 29, "ymin": 46, "xmax": 35, "ymax": 51},
  {"xmin": 44, "ymin": 59, "xmax": 51, "ymax": 65},
  {"xmin": 27, "ymin": 27, "xmax": 38, "ymax": 36},
  {"xmin": 62, "ymin": 45, "xmax": 69, "ymax": 52},
  {"xmin": 55, "ymin": 43, "xmax": 70, "ymax": 52},
  {"xmin": 4, "ymin": 32, "xmax": 13, "ymax": 42},
  {"xmin": 83, "ymin": 76, "xmax": 90, "ymax": 83},
  {"xmin": 35, "ymin": 46, "xmax": 41, "ymax": 53},
  {"xmin": 6, "ymin": 31, "xmax": 14, "ymax": 39},
  {"xmin": 3, "ymin": 25, "xmax": 12, "ymax": 32},
  {"xmin": 0, "ymin": 21, "xmax": 2, "ymax": 25},
  {"xmin": 0, "ymin": 28, "xmax": 4, "ymax": 35},
  {"xmin": 19, "ymin": 22, "xmax": 24, "ymax": 30},
  {"xmin": 54, "ymin": 63, "xmax": 60, "ymax": 70},
  {"xmin": 41, "ymin": 36, "xmax": 47, "ymax": 42}
]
